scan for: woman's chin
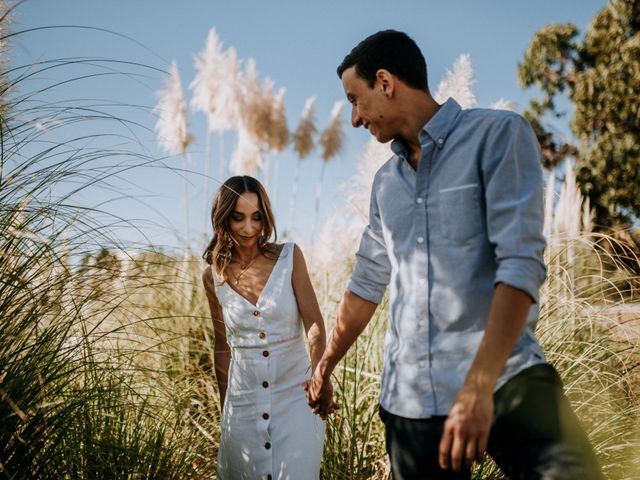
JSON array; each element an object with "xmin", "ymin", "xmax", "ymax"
[{"xmin": 236, "ymin": 236, "xmax": 258, "ymax": 247}]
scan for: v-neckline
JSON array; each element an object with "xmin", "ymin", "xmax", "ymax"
[{"xmin": 224, "ymin": 244, "xmax": 286, "ymax": 308}]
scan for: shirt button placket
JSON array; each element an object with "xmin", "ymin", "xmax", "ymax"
[{"xmin": 417, "ymin": 153, "xmax": 432, "ymax": 398}]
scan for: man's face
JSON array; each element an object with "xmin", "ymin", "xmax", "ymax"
[{"xmin": 341, "ymin": 66, "xmax": 396, "ymax": 143}]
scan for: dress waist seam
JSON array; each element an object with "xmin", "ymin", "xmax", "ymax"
[{"xmin": 230, "ymin": 334, "xmax": 304, "ymax": 350}]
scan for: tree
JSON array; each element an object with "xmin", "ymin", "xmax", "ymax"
[{"xmin": 518, "ymin": 0, "xmax": 640, "ymax": 230}]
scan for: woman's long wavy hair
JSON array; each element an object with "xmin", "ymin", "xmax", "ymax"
[{"xmin": 203, "ymin": 176, "xmax": 277, "ymax": 281}]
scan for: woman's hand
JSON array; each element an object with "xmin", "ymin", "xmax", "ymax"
[{"xmin": 306, "ymin": 369, "xmax": 340, "ymax": 420}]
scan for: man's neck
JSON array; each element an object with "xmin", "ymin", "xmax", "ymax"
[{"xmin": 398, "ymin": 93, "xmax": 440, "ymax": 169}]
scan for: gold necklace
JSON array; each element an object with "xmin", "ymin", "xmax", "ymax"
[
  {"xmin": 239, "ymin": 255, "xmax": 258, "ymax": 270},
  {"xmin": 230, "ymin": 253, "xmax": 260, "ymax": 285}
]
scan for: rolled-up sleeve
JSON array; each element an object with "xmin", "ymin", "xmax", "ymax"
[
  {"xmin": 483, "ymin": 114, "xmax": 547, "ymax": 303},
  {"xmin": 346, "ymin": 176, "xmax": 392, "ymax": 304}
]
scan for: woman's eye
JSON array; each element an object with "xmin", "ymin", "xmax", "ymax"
[
  {"xmin": 253, "ymin": 214, "xmax": 263, "ymax": 221},
  {"xmin": 231, "ymin": 215, "xmax": 242, "ymax": 221}
]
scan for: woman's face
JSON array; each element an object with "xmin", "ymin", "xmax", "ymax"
[{"xmin": 228, "ymin": 192, "xmax": 263, "ymax": 248}]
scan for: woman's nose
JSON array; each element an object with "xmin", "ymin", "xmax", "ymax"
[{"xmin": 242, "ymin": 218, "xmax": 256, "ymax": 232}]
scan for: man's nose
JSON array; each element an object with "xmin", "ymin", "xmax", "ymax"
[{"xmin": 351, "ymin": 106, "xmax": 362, "ymax": 128}]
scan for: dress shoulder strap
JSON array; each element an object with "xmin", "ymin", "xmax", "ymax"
[
  {"xmin": 283, "ymin": 242, "xmax": 295, "ymax": 268},
  {"xmin": 210, "ymin": 264, "xmax": 225, "ymax": 287}
]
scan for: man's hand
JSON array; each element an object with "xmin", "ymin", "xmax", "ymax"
[
  {"xmin": 438, "ymin": 284, "xmax": 532, "ymax": 472},
  {"xmin": 306, "ymin": 365, "xmax": 340, "ymax": 420},
  {"xmin": 438, "ymin": 385, "xmax": 494, "ymax": 472},
  {"xmin": 305, "ymin": 290, "xmax": 376, "ymax": 419}
]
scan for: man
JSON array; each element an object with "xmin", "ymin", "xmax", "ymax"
[{"xmin": 307, "ymin": 30, "xmax": 603, "ymax": 479}]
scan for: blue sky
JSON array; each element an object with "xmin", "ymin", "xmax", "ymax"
[{"xmin": 12, "ymin": 0, "xmax": 607, "ymax": 251}]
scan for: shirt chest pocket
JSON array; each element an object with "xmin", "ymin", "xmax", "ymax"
[{"xmin": 438, "ymin": 184, "xmax": 483, "ymax": 243}]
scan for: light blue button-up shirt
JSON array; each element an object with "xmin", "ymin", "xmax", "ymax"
[{"xmin": 346, "ymin": 98, "xmax": 548, "ymax": 418}]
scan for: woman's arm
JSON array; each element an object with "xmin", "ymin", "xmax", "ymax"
[
  {"xmin": 291, "ymin": 244, "xmax": 326, "ymax": 373},
  {"xmin": 202, "ymin": 266, "xmax": 231, "ymax": 409}
]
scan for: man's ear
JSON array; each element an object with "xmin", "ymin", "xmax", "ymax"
[{"xmin": 376, "ymin": 69, "xmax": 395, "ymax": 98}]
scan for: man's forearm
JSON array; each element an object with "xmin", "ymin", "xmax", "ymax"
[
  {"xmin": 317, "ymin": 290, "xmax": 378, "ymax": 379},
  {"xmin": 439, "ymin": 283, "xmax": 534, "ymax": 471},
  {"xmin": 464, "ymin": 283, "xmax": 532, "ymax": 392}
]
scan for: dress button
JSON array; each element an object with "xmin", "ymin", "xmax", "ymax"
[
  {"xmin": 259, "ymin": 331, "xmax": 266, "ymax": 339},
  {"xmin": 262, "ymin": 381, "xmax": 269, "ymax": 388},
  {"xmin": 417, "ymin": 236, "xmax": 425, "ymax": 244},
  {"xmin": 253, "ymin": 310, "xmax": 260, "ymax": 317},
  {"xmin": 263, "ymin": 350, "xmax": 269, "ymax": 357},
  {"xmin": 263, "ymin": 412, "xmax": 269, "ymax": 420},
  {"xmin": 265, "ymin": 442, "xmax": 271, "ymax": 450},
  {"xmin": 416, "ymin": 197, "xmax": 423, "ymax": 204}
]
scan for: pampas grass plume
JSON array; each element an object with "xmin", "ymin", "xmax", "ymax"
[
  {"xmin": 237, "ymin": 58, "xmax": 261, "ymax": 142},
  {"xmin": 267, "ymin": 87, "xmax": 289, "ymax": 152},
  {"xmin": 489, "ymin": 98, "xmax": 518, "ymax": 111},
  {"xmin": 345, "ymin": 137, "xmax": 391, "ymax": 219},
  {"xmin": 230, "ymin": 127, "xmax": 263, "ymax": 175},
  {"xmin": 434, "ymin": 53, "xmax": 477, "ymax": 108},
  {"xmin": 211, "ymin": 46, "xmax": 242, "ymax": 132},
  {"xmin": 254, "ymin": 76, "xmax": 274, "ymax": 146},
  {"xmin": 319, "ymin": 100, "xmax": 345, "ymax": 161},
  {"xmin": 154, "ymin": 60, "xmax": 193, "ymax": 156},
  {"xmin": 554, "ymin": 160, "xmax": 583, "ymax": 239},
  {"xmin": 293, "ymin": 95, "xmax": 317, "ymax": 159},
  {"xmin": 189, "ymin": 28, "xmax": 224, "ymax": 118}
]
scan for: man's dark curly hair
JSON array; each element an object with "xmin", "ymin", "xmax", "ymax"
[{"xmin": 337, "ymin": 30, "xmax": 429, "ymax": 92}]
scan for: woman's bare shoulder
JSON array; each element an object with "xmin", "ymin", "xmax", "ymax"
[
  {"xmin": 201, "ymin": 265, "xmax": 217, "ymax": 293},
  {"xmin": 288, "ymin": 242, "xmax": 307, "ymax": 259}
]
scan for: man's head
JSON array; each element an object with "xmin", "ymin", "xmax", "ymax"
[
  {"xmin": 337, "ymin": 30, "xmax": 428, "ymax": 92},
  {"xmin": 337, "ymin": 30, "xmax": 430, "ymax": 143}
]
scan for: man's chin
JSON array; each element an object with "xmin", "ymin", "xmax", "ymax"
[{"xmin": 373, "ymin": 132, "xmax": 391, "ymax": 143}]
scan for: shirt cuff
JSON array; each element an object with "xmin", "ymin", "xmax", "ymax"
[
  {"xmin": 346, "ymin": 277, "xmax": 385, "ymax": 305},
  {"xmin": 494, "ymin": 257, "xmax": 546, "ymax": 304}
]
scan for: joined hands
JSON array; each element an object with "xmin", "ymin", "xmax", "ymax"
[{"xmin": 305, "ymin": 366, "xmax": 340, "ymax": 420}]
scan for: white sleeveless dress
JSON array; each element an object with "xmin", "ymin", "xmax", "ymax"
[{"xmin": 214, "ymin": 242, "xmax": 325, "ymax": 480}]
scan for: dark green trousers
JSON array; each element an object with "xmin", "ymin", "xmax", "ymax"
[{"xmin": 379, "ymin": 364, "xmax": 604, "ymax": 479}]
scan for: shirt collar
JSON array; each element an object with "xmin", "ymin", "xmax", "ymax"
[{"xmin": 391, "ymin": 97, "xmax": 462, "ymax": 158}]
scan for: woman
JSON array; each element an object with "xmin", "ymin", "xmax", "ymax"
[{"xmin": 202, "ymin": 176, "xmax": 335, "ymax": 480}]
